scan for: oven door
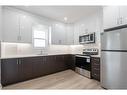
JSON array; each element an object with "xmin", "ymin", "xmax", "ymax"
[{"xmin": 75, "ymin": 55, "xmax": 91, "ymax": 71}]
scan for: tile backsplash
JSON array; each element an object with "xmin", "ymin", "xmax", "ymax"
[
  {"xmin": 1, "ymin": 42, "xmax": 18, "ymax": 57},
  {"xmin": 1, "ymin": 42, "xmax": 100, "ymax": 57},
  {"xmin": 1, "ymin": 42, "xmax": 71, "ymax": 57}
]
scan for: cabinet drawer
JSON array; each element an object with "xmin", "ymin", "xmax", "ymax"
[
  {"xmin": 92, "ymin": 69, "xmax": 100, "ymax": 81},
  {"xmin": 91, "ymin": 57, "xmax": 100, "ymax": 65},
  {"xmin": 92, "ymin": 66, "xmax": 100, "ymax": 71},
  {"xmin": 92, "ymin": 64, "xmax": 100, "ymax": 69},
  {"xmin": 92, "ymin": 68, "xmax": 100, "ymax": 74},
  {"xmin": 92, "ymin": 73, "xmax": 100, "ymax": 81},
  {"xmin": 91, "ymin": 57, "xmax": 100, "ymax": 61},
  {"xmin": 91, "ymin": 57, "xmax": 100, "ymax": 81},
  {"xmin": 92, "ymin": 62, "xmax": 100, "ymax": 66}
]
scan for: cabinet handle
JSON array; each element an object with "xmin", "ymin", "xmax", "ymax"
[
  {"xmin": 17, "ymin": 36, "xmax": 19, "ymax": 41},
  {"xmin": 17, "ymin": 60, "xmax": 19, "ymax": 65},
  {"xmin": 19, "ymin": 59, "xmax": 21, "ymax": 65},
  {"xmin": 120, "ymin": 17, "xmax": 123, "ymax": 24},
  {"xmin": 94, "ymin": 63, "xmax": 99, "ymax": 65},
  {"xmin": 117, "ymin": 18, "xmax": 120, "ymax": 25},
  {"xmin": 20, "ymin": 36, "xmax": 21, "ymax": 41},
  {"xmin": 59, "ymin": 40, "xmax": 61, "ymax": 44},
  {"xmin": 94, "ymin": 68, "xmax": 99, "ymax": 70},
  {"xmin": 17, "ymin": 36, "xmax": 21, "ymax": 41}
]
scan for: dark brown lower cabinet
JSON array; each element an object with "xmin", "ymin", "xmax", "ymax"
[
  {"xmin": 1, "ymin": 59, "xmax": 20, "ymax": 86},
  {"xmin": 20, "ymin": 58, "xmax": 34, "ymax": 81},
  {"xmin": 55, "ymin": 55, "xmax": 69, "ymax": 72},
  {"xmin": 44, "ymin": 56, "xmax": 57, "ymax": 75},
  {"xmin": 91, "ymin": 57, "xmax": 100, "ymax": 81},
  {"xmin": 1, "ymin": 54, "xmax": 75, "ymax": 86},
  {"xmin": 67, "ymin": 55, "xmax": 75, "ymax": 70},
  {"xmin": 32, "ymin": 57, "xmax": 45, "ymax": 78}
]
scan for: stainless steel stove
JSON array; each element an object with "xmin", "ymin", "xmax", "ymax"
[{"xmin": 75, "ymin": 48, "xmax": 98, "ymax": 78}]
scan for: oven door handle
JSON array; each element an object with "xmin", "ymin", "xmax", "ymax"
[{"xmin": 75, "ymin": 55, "xmax": 90, "ymax": 58}]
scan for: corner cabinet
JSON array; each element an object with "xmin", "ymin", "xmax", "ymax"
[
  {"xmin": 103, "ymin": 6, "xmax": 127, "ymax": 29},
  {"xmin": 2, "ymin": 8, "xmax": 32, "ymax": 43},
  {"xmin": 51, "ymin": 23, "xmax": 67, "ymax": 45},
  {"xmin": 51, "ymin": 23, "xmax": 74, "ymax": 45}
]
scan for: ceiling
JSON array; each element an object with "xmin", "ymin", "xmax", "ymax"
[{"xmin": 12, "ymin": 6, "xmax": 102, "ymax": 23}]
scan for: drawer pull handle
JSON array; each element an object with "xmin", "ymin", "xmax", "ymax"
[
  {"xmin": 94, "ymin": 68, "xmax": 99, "ymax": 70},
  {"xmin": 94, "ymin": 63, "xmax": 99, "ymax": 65}
]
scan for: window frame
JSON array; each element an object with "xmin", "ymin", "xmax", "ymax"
[{"xmin": 32, "ymin": 24, "xmax": 49, "ymax": 49}]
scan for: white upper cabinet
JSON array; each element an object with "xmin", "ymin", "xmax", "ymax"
[
  {"xmin": 19, "ymin": 14, "xmax": 33, "ymax": 43},
  {"xmin": 66, "ymin": 24, "xmax": 74, "ymax": 45},
  {"xmin": 3, "ymin": 8, "xmax": 20, "ymax": 42},
  {"xmin": 51, "ymin": 23, "xmax": 67, "ymax": 45},
  {"xmin": 103, "ymin": 6, "xmax": 127, "ymax": 29},
  {"xmin": 119, "ymin": 6, "xmax": 127, "ymax": 25},
  {"xmin": 103, "ymin": 6, "xmax": 120, "ymax": 29},
  {"xmin": 0, "ymin": 6, "xmax": 2, "ymax": 41},
  {"xmin": 51, "ymin": 23, "xmax": 75, "ymax": 45},
  {"xmin": 2, "ymin": 8, "xmax": 33, "ymax": 43},
  {"xmin": 2, "ymin": 7, "xmax": 75, "ymax": 45}
]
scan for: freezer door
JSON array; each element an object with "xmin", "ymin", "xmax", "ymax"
[
  {"xmin": 101, "ymin": 28, "xmax": 127, "ymax": 50},
  {"xmin": 101, "ymin": 51, "xmax": 127, "ymax": 89}
]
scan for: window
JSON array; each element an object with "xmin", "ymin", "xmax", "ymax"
[{"xmin": 33, "ymin": 25, "xmax": 48, "ymax": 48}]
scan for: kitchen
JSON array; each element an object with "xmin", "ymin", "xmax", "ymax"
[{"xmin": 0, "ymin": 6, "xmax": 126, "ymax": 89}]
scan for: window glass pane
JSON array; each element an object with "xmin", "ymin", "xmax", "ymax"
[
  {"xmin": 34, "ymin": 39, "xmax": 45, "ymax": 48},
  {"xmin": 33, "ymin": 30, "xmax": 46, "ymax": 39}
]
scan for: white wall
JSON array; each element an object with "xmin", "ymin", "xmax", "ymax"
[{"xmin": 1, "ymin": 42, "xmax": 70, "ymax": 57}]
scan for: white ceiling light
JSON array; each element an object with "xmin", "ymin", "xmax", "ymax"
[
  {"xmin": 64, "ymin": 17, "xmax": 68, "ymax": 21},
  {"xmin": 81, "ymin": 24, "xmax": 85, "ymax": 27},
  {"xmin": 23, "ymin": 15, "xmax": 26, "ymax": 18}
]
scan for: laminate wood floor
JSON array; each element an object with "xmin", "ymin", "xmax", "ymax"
[{"xmin": 3, "ymin": 70, "xmax": 103, "ymax": 89}]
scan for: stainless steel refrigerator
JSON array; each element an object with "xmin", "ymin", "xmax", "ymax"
[{"xmin": 101, "ymin": 27, "xmax": 127, "ymax": 89}]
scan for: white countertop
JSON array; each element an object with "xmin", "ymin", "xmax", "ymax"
[
  {"xmin": 0, "ymin": 53, "xmax": 71, "ymax": 59},
  {"xmin": 0, "ymin": 53, "xmax": 100, "ymax": 59}
]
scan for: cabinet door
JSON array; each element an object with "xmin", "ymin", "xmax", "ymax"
[
  {"xmin": 19, "ymin": 14, "xmax": 32, "ymax": 43},
  {"xmin": 1, "ymin": 59, "xmax": 19, "ymax": 86},
  {"xmin": 55, "ymin": 55, "xmax": 69, "ymax": 71},
  {"xmin": 44, "ymin": 56, "xmax": 57, "ymax": 74},
  {"xmin": 68, "ymin": 55, "xmax": 75, "ymax": 70},
  {"xmin": 52, "ymin": 24, "xmax": 66, "ymax": 45},
  {"xmin": 32, "ymin": 57, "xmax": 45, "ymax": 77},
  {"xmin": 103, "ymin": 6, "xmax": 120, "ymax": 29},
  {"xmin": 3, "ymin": 8, "xmax": 19, "ymax": 42},
  {"xmin": 66, "ymin": 25, "xmax": 74, "ymax": 45},
  {"xmin": 19, "ymin": 58, "xmax": 34, "ymax": 81},
  {"xmin": 0, "ymin": 6, "xmax": 2, "ymax": 40},
  {"xmin": 119, "ymin": 6, "xmax": 127, "ymax": 25}
]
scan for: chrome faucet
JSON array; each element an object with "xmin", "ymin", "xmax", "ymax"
[{"xmin": 38, "ymin": 49, "xmax": 43, "ymax": 55}]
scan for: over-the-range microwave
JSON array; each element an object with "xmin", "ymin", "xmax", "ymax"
[{"xmin": 79, "ymin": 32, "xmax": 95, "ymax": 44}]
